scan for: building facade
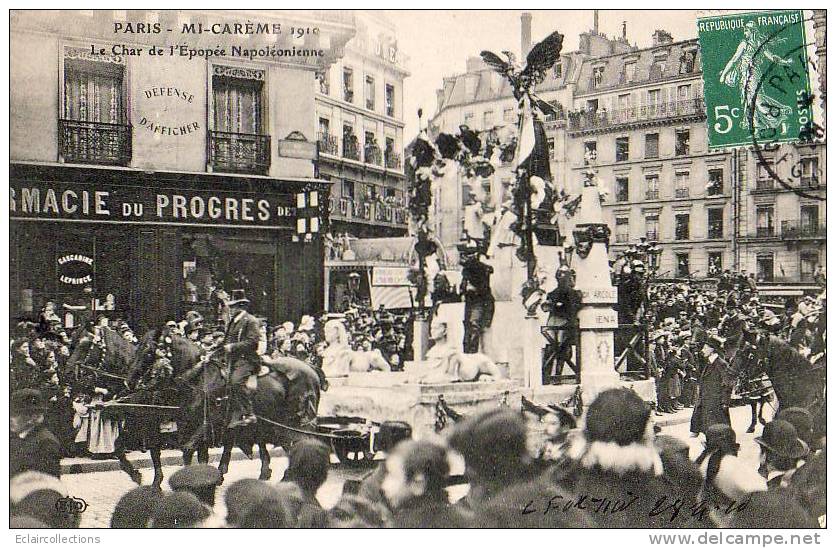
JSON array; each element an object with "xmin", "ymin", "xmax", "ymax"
[
  {"xmin": 315, "ymin": 11, "xmax": 410, "ymax": 239},
  {"xmin": 429, "ymin": 15, "xmax": 826, "ymax": 282},
  {"xmin": 10, "ymin": 9, "xmax": 357, "ymax": 328}
]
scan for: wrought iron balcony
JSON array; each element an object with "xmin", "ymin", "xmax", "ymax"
[
  {"xmin": 342, "ymin": 138, "xmax": 360, "ymax": 161},
  {"xmin": 781, "ymin": 220, "xmax": 826, "ymax": 240},
  {"xmin": 755, "ymin": 179, "xmax": 775, "ymax": 191},
  {"xmin": 674, "ymin": 188, "xmax": 690, "ymax": 199},
  {"xmin": 317, "ymin": 132, "xmax": 339, "ymax": 156},
  {"xmin": 645, "ymin": 231, "xmax": 658, "ymax": 241},
  {"xmin": 385, "ymin": 151, "xmax": 403, "ymax": 170},
  {"xmin": 364, "ymin": 144, "xmax": 382, "ymax": 166},
  {"xmin": 208, "ymin": 131, "xmax": 270, "ymax": 175},
  {"xmin": 645, "ymin": 190, "xmax": 659, "ymax": 200},
  {"xmin": 568, "ymin": 97, "xmax": 705, "ymax": 133},
  {"xmin": 755, "ymin": 226, "xmax": 776, "ymax": 238},
  {"xmin": 59, "ymin": 119, "xmax": 132, "ymax": 166},
  {"xmin": 707, "ymin": 229, "xmax": 724, "ymax": 240},
  {"xmin": 615, "ymin": 233, "xmax": 630, "ymax": 243},
  {"xmin": 615, "ymin": 192, "xmax": 629, "ymax": 203}
]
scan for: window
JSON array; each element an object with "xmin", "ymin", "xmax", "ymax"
[
  {"xmin": 483, "ymin": 110, "xmax": 494, "ymax": 129},
  {"xmin": 800, "ymin": 204, "xmax": 820, "ymax": 235},
  {"xmin": 61, "ymin": 48, "xmax": 129, "ymax": 165},
  {"xmin": 645, "ymin": 174, "xmax": 659, "ymax": 200},
  {"xmin": 342, "ymin": 124, "xmax": 359, "ymax": 160},
  {"xmin": 708, "ymin": 252, "xmax": 723, "ymax": 276},
  {"xmin": 615, "ymin": 178, "xmax": 629, "ymax": 202},
  {"xmin": 315, "ymin": 70, "xmax": 330, "ymax": 95},
  {"xmin": 547, "ymin": 137, "xmax": 555, "ymax": 159},
  {"xmin": 645, "ymin": 214, "xmax": 659, "ymax": 240},
  {"xmin": 645, "ymin": 133, "xmax": 659, "ymax": 158},
  {"xmin": 708, "ymin": 208, "xmax": 724, "ymax": 239},
  {"xmin": 586, "ymin": 99, "xmax": 599, "ymax": 113},
  {"xmin": 615, "ymin": 137, "xmax": 629, "ymax": 162},
  {"xmin": 675, "ymin": 129, "xmax": 690, "ymax": 156},
  {"xmin": 677, "ymin": 84, "xmax": 691, "ymax": 100},
  {"xmin": 676, "ymin": 253, "xmax": 690, "ymax": 277},
  {"xmin": 675, "ymin": 213, "xmax": 690, "ymax": 240},
  {"xmin": 463, "ymin": 111, "xmax": 474, "ymax": 126},
  {"xmin": 757, "ymin": 253, "xmax": 774, "ymax": 281},
  {"xmin": 210, "ymin": 68, "xmax": 268, "ymax": 173},
  {"xmin": 342, "ymin": 179, "xmax": 355, "ymax": 200},
  {"xmin": 364, "ymin": 130, "xmax": 381, "ymax": 165},
  {"xmin": 707, "ymin": 168, "xmax": 724, "ymax": 195},
  {"xmin": 756, "ymin": 205, "xmax": 775, "ymax": 237},
  {"xmin": 616, "ymin": 217, "xmax": 630, "ymax": 243},
  {"xmin": 757, "ymin": 160, "xmax": 775, "ymax": 190},
  {"xmin": 647, "ymin": 89, "xmax": 661, "ymax": 112},
  {"xmin": 553, "ymin": 62, "xmax": 563, "ymax": 79},
  {"xmin": 622, "ymin": 61, "xmax": 637, "ymax": 83},
  {"xmin": 675, "ymin": 171, "xmax": 690, "ymax": 198},
  {"xmin": 617, "ymin": 93, "xmax": 631, "ymax": 112},
  {"xmin": 385, "ymin": 83, "xmax": 395, "ymax": 117},
  {"xmin": 343, "ymin": 68, "xmax": 354, "ymax": 103},
  {"xmin": 679, "ymin": 50, "xmax": 697, "ymax": 74},
  {"xmin": 365, "ymin": 75, "xmax": 375, "ymax": 110},
  {"xmin": 649, "ymin": 58, "xmax": 666, "ymax": 80},
  {"xmin": 318, "ymin": 117, "xmax": 330, "ymax": 135},
  {"xmin": 584, "ymin": 141, "xmax": 597, "ymax": 164},
  {"xmin": 799, "ymin": 157, "xmax": 819, "ymax": 187},
  {"xmin": 592, "ymin": 66, "xmax": 605, "ymax": 88},
  {"xmin": 503, "ymin": 107, "xmax": 515, "ymax": 123},
  {"xmin": 800, "ymin": 252, "xmax": 819, "ymax": 281}
]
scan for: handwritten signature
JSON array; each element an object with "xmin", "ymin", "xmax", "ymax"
[{"xmin": 522, "ymin": 493, "xmax": 749, "ymax": 522}]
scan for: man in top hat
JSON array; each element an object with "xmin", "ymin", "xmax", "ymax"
[
  {"xmin": 220, "ymin": 291, "xmax": 261, "ymax": 427},
  {"xmin": 690, "ymin": 335, "xmax": 735, "ymax": 436},
  {"xmin": 10, "ymin": 389, "xmax": 62, "ymax": 478},
  {"xmin": 756, "ymin": 419, "xmax": 810, "ymax": 490}
]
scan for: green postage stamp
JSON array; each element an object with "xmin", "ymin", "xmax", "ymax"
[{"xmin": 697, "ymin": 10, "xmax": 823, "ymax": 149}]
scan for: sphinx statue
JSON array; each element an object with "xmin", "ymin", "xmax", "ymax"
[
  {"xmin": 416, "ymin": 321, "xmax": 504, "ymax": 383},
  {"xmin": 320, "ymin": 319, "xmax": 390, "ymax": 377}
]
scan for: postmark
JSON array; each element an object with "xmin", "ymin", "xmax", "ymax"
[{"xmin": 698, "ymin": 10, "xmax": 823, "ymax": 150}]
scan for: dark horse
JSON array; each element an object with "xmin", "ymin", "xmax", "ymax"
[
  {"xmin": 742, "ymin": 331, "xmax": 826, "ymax": 439},
  {"xmin": 65, "ymin": 326, "xmax": 143, "ymax": 484},
  {"xmin": 127, "ymin": 326, "xmax": 322, "ymax": 486}
]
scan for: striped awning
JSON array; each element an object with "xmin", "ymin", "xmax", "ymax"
[{"xmin": 370, "ymin": 285, "xmax": 413, "ymax": 310}]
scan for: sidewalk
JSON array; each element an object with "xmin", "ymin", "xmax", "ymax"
[
  {"xmin": 61, "ymin": 446, "xmax": 286, "ymax": 475},
  {"xmin": 652, "ymin": 405, "xmax": 693, "ymax": 428}
]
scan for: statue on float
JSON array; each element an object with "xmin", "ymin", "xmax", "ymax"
[
  {"xmin": 320, "ymin": 318, "xmax": 390, "ymax": 378},
  {"xmin": 415, "ymin": 321, "xmax": 504, "ymax": 383}
]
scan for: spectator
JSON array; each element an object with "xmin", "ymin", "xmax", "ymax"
[
  {"xmin": 150, "ymin": 492, "xmax": 211, "ymax": 528},
  {"xmin": 756, "ymin": 420, "xmax": 809, "ymax": 489},
  {"xmin": 358, "ymin": 421, "xmax": 413, "ymax": 506},
  {"xmin": 224, "ymin": 479, "xmax": 280, "ymax": 528},
  {"xmin": 111, "ymin": 486, "xmax": 164, "ymax": 528},
  {"xmin": 238, "ymin": 494, "xmax": 291, "ymax": 528},
  {"xmin": 10, "ymin": 388, "xmax": 62, "ymax": 479},
  {"xmin": 328, "ymin": 495, "xmax": 388, "ymax": 528},
  {"xmin": 381, "ymin": 439, "xmax": 473, "ymax": 528},
  {"xmin": 283, "ymin": 439, "xmax": 330, "ymax": 528}
]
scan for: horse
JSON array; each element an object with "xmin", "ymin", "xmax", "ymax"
[
  {"xmin": 130, "ymin": 327, "xmax": 322, "ymax": 485},
  {"xmin": 65, "ymin": 326, "xmax": 143, "ymax": 484},
  {"xmin": 742, "ymin": 331, "xmax": 826, "ymax": 439}
]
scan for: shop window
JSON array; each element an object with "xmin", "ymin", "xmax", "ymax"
[
  {"xmin": 181, "ymin": 233, "xmax": 276, "ymax": 321},
  {"xmin": 61, "ymin": 47, "xmax": 129, "ymax": 165}
]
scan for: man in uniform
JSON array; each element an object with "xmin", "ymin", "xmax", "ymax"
[
  {"xmin": 458, "ymin": 244, "xmax": 494, "ymax": 354},
  {"xmin": 542, "ymin": 265, "xmax": 582, "ymax": 384},
  {"xmin": 220, "ymin": 291, "xmax": 261, "ymax": 428}
]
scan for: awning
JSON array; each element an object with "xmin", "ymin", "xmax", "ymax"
[{"xmin": 370, "ymin": 285, "xmax": 413, "ymax": 310}]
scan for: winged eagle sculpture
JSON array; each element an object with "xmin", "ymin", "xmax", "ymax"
[{"xmin": 480, "ymin": 31, "xmax": 564, "ymax": 115}]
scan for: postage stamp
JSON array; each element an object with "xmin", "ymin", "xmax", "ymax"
[{"xmin": 697, "ymin": 10, "xmax": 824, "ymax": 150}]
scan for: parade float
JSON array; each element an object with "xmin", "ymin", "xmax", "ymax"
[{"xmin": 319, "ymin": 30, "xmax": 656, "ymax": 439}]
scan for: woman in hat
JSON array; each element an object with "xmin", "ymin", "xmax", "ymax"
[
  {"xmin": 694, "ymin": 424, "xmax": 766, "ymax": 516},
  {"xmin": 690, "ymin": 335, "xmax": 735, "ymax": 436}
]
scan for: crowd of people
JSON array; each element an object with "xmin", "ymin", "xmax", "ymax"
[{"xmin": 11, "ymin": 384, "xmax": 825, "ymax": 528}]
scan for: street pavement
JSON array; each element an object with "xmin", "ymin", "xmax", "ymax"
[{"xmin": 59, "ymin": 403, "xmax": 771, "ymax": 528}]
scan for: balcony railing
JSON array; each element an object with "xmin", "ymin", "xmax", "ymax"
[
  {"xmin": 755, "ymin": 227, "xmax": 776, "ymax": 238},
  {"xmin": 568, "ymin": 97, "xmax": 705, "ymax": 132},
  {"xmin": 343, "ymin": 138, "xmax": 360, "ymax": 161},
  {"xmin": 645, "ymin": 231, "xmax": 658, "ymax": 241},
  {"xmin": 208, "ymin": 131, "xmax": 270, "ymax": 175},
  {"xmin": 330, "ymin": 197, "xmax": 407, "ymax": 226},
  {"xmin": 781, "ymin": 220, "xmax": 826, "ymax": 239},
  {"xmin": 615, "ymin": 193, "xmax": 629, "ymax": 203},
  {"xmin": 675, "ymin": 188, "xmax": 690, "ymax": 198},
  {"xmin": 364, "ymin": 144, "xmax": 382, "ymax": 166},
  {"xmin": 317, "ymin": 132, "xmax": 339, "ymax": 156},
  {"xmin": 707, "ymin": 230, "xmax": 724, "ymax": 240},
  {"xmin": 59, "ymin": 119, "xmax": 132, "ymax": 166},
  {"xmin": 385, "ymin": 151, "xmax": 403, "ymax": 170},
  {"xmin": 645, "ymin": 190, "xmax": 659, "ymax": 200},
  {"xmin": 755, "ymin": 179, "xmax": 775, "ymax": 191},
  {"xmin": 615, "ymin": 233, "xmax": 630, "ymax": 243}
]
